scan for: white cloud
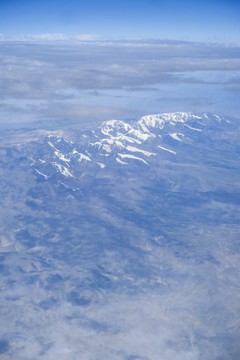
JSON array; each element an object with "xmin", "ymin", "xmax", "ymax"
[
  {"xmin": 0, "ymin": 39, "xmax": 240, "ymax": 124},
  {"xmin": 0, "ymin": 33, "xmax": 98, "ymax": 42}
]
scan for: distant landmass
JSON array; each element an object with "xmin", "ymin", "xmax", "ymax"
[{"xmin": 0, "ymin": 112, "xmax": 240, "ymax": 359}]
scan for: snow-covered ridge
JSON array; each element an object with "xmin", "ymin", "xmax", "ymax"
[
  {"xmin": 32, "ymin": 112, "xmax": 230, "ymax": 179},
  {"xmin": 138, "ymin": 112, "xmax": 189, "ymax": 131},
  {"xmin": 92, "ymin": 112, "xmax": 226, "ymax": 153}
]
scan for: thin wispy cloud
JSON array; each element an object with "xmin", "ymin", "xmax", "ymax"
[{"xmin": 0, "ymin": 33, "xmax": 98, "ymax": 41}]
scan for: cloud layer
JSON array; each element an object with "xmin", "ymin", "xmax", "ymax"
[{"xmin": 0, "ymin": 39, "xmax": 240, "ymax": 127}]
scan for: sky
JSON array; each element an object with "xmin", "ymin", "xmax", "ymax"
[{"xmin": 0, "ymin": 0, "xmax": 240, "ymax": 43}]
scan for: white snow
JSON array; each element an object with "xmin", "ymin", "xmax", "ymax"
[
  {"xmin": 105, "ymin": 119, "xmax": 131, "ymax": 130},
  {"xmin": 184, "ymin": 124, "xmax": 202, "ymax": 132},
  {"xmin": 78, "ymin": 154, "xmax": 91, "ymax": 162},
  {"xmin": 102, "ymin": 144, "xmax": 112, "ymax": 153},
  {"xmin": 54, "ymin": 150, "xmax": 70, "ymax": 164},
  {"xmin": 97, "ymin": 162, "xmax": 105, "ymax": 168},
  {"xmin": 169, "ymin": 112, "xmax": 188, "ymax": 122},
  {"xmin": 169, "ymin": 133, "xmax": 184, "ymax": 142},
  {"xmin": 53, "ymin": 162, "xmax": 73, "ymax": 177},
  {"xmin": 72, "ymin": 150, "xmax": 91, "ymax": 162},
  {"xmin": 103, "ymin": 119, "xmax": 119, "ymax": 127},
  {"xmin": 128, "ymin": 128, "xmax": 154, "ymax": 141},
  {"xmin": 101, "ymin": 138, "xmax": 124, "ymax": 148},
  {"xmin": 139, "ymin": 115, "xmax": 164, "ymax": 129},
  {"xmin": 157, "ymin": 145, "xmax": 176, "ymax": 155},
  {"xmin": 139, "ymin": 113, "xmax": 190, "ymax": 129},
  {"xmin": 47, "ymin": 141, "xmax": 56, "ymax": 149},
  {"xmin": 138, "ymin": 120, "xmax": 150, "ymax": 133},
  {"xmin": 34, "ymin": 169, "xmax": 48, "ymax": 179},
  {"xmin": 125, "ymin": 145, "xmax": 156, "ymax": 157},
  {"xmin": 118, "ymin": 153, "xmax": 148, "ymax": 165},
  {"xmin": 92, "ymin": 133, "xmax": 141, "ymax": 152},
  {"xmin": 116, "ymin": 134, "xmax": 142, "ymax": 144},
  {"xmin": 191, "ymin": 114, "xmax": 202, "ymax": 119},
  {"xmin": 116, "ymin": 157, "xmax": 128, "ymax": 165},
  {"xmin": 101, "ymin": 128, "xmax": 110, "ymax": 136}
]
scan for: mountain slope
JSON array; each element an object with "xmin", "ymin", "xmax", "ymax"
[
  {"xmin": 0, "ymin": 112, "xmax": 240, "ymax": 360},
  {"xmin": 31, "ymin": 112, "xmax": 237, "ymax": 181}
]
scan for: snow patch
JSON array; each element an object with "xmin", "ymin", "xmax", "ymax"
[
  {"xmin": 102, "ymin": 144, "xmax": 112, "ymax": 153},
  {"xmin": 117, "ymin": 134, "xmax": 142, "ymax": 144},
  {"xmin": 169, "ymin": 133, "xmax": 184, "ymax": 142},
  {"xmin": 116, "ymin": 157, "xmax": 128, "ymax": 165},
  {"xmin": 53, "ymin": 163, "xmax": 73, "ymax": 177},
  {"xmin": 34, "ymin": 169, "xmax": 48, "ymax": 179},
  {"xmin": 97, "ymin": 162, "xmax": 105, "ymax": 169},
  {"xmin": 118, "ymin": 153, "xmax": 148, "ymax": 165},
  {"xmin": 184, "ymin": 124, "xmax": 202, "ymax": 132},
  {"xmin": 125, "ymin": 145, "xmax": 156, "ymax": 157},
  {"xmin": 72, "ymin": 150, "xmax": 91, "ymax": 162},
  {"xmin": 54, "ymin": 151, "xmax": 70, "ymax": 164},
  {"xmin": 47, "ymin": 141, "xmax": 56, "ymax": 149},
  {"xmin": 128, "ymin": 128, "xmax": 153, "ymax": 141},
  {"xmin": 158, "ymin": 145, "xmax": 176, "ymax": 155}
]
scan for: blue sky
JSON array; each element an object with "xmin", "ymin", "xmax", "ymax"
[{"xmin": 0, "ymin": 0, "xmax": 240, "ymax": 43}]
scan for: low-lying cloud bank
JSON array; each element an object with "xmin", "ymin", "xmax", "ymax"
[
  {"xmin": 0, "ymin": 39, "xmax": 240, "ymax": 126},
  {"xmin": 0, "ymin": 33, "xmax": 98, "ymax": 41}
]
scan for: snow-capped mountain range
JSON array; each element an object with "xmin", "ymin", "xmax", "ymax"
[
  {"xmin": 31, "ymin": 112, "xmax": 234, "ymax": 182},
  {"xmin": 1, "ymin": 111, "xmax": 240, "ymax": 360}
]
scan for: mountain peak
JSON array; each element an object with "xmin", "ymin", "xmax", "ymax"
[{"xmin": 29, "ymin": 112, "xmax": 234, "ymax": 181}]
